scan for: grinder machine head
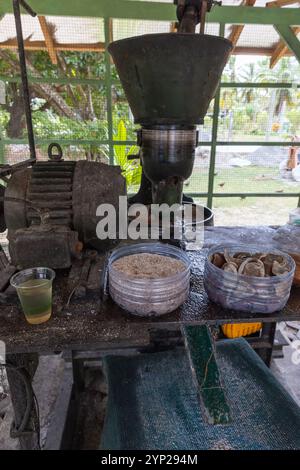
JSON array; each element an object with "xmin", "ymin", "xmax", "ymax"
[{"xmin": 108, "ymin": 0, "xmax": 232, "ymax": 205}]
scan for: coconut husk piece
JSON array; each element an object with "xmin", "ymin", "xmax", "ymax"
[
  {"xmin": 211, "ymin": 252, "xmax": 226, "ymax": 268},
  {"xmin": 222, "ymin": 262, "xmax": 238, "ymax": 274},
  {"xmin": 211, "ymin": 250, "xmax": 291, "ymax": 278},
  {"xmin": 224, "ymin": 249, "xmax": 247, "ymax": 268},
  {"xmin": 238, "ymin": 258, "xmax": 265, "ymax": 277},
  {"xmin": 272, "ymin": 259, "xmax": 291, "ymax": 276}
]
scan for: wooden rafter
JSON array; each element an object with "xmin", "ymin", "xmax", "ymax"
[
  {"xmin": 0, "ymin": 39, "xmax": 105, "ymax": 52},
  {"xmin": 228, "ymin": 0, "xmax": 256, "ymax": 49},
  {"xmin": 0, "ymin": 40, "xmax": 294, "ymax": 57},
  {"xmin": 38, "ymin": 16, "xmax": 58, "ymax": 64},
  {"xmin": 234, "ymin": 46, "xmax": 291, "ymax": 55},
  {"xmin": 270, "ymin": 26, "xmax": 300, "ymax": 67},
  {"xmin": 266, "ymin": 0, "xmax": 300, "ymax": 7},
  {"xmin": 170, "ymin": 22, "xmax": 177, "ymax": 33}
]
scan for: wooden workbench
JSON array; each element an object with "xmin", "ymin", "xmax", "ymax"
[
  {"xmin": 1, "ymin": 226, "xmax": 300, "ymax": 449},
  {"xmin": 1, "ymin": 249, "xmax": 300, "ymax": 355}
]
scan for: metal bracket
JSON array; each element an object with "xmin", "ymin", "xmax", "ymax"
[
  {"xmin": 48, "ymin": 143, "xmax": 63, "ymax": 161},
  {"xmin": 175, "ymin": 0, "xmax": 221, "ymax": 33}
]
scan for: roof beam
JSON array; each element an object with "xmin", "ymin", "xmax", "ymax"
[
  {"xmin": 266, "ymin": 0, "xmax": 300, "ymax": 6},
  {"xmin": 228, "ymin": 0, "xmax": 256, "ymax": 49},
  {"xmin": 38, "ymin": 16, "xmax": 57, "ymax": 64},
  {"xmin": 0, "ymin": 2, "xmax": 300, "ymax": 25},
  {"xmin": 0, "ymin": 40, "xmax": 293, "ymax": 57},
  {"xmin": 0, "ymin": 39, "xmax": 105, "ymax": 52},
  {"xmin": 233, "ymin": 46, "xmax": 288, "ymax": 55},
  {"xmin": 273, "ymin": 24, "xmax": 300, "ymax": 66},
  {"xmin": 270, "ymin": 26, "xmax": 300, "ymax": 67}
]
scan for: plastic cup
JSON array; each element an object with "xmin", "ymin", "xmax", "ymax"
[{"xmin": 10, "ymin": 267, "xmax": 55, "ymax": 325}]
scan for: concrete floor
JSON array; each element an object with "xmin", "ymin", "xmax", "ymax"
[
  {"xmin": 0, "ymin": 355, "xmax": 65, "ymax": 450},
  {"xmin": 272, "ymin": 346, "xmax": 300, "ymax": 407}
]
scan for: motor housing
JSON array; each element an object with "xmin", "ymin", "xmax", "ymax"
[{"xmin": 4, "ymin": 160, "xmax": 126, "ymax": 268}]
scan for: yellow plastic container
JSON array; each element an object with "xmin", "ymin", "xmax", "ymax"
[{"xmin": 222, "ymin": 322, "xmax": 262, "ymax": 339}]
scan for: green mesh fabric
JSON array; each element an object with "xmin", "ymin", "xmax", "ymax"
[{"xmin": 101, "ymin": 338, "xmax": 300, "ymax": 450}]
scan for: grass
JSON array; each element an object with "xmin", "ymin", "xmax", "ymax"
[
  {"xmin": 129, "ymin": 165, "xmax": 300, "ymax": 224},
  {"xmin": 185, "ymin": 166, "xmax": 300, "ymax": 207},
  {"xmin": 210, "ymin": 198, "xmax": 299, "ymax": 226}
]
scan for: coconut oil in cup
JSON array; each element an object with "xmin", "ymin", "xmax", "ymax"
[{"xmin": 10, "ymin": 267, "xmax": 55, "ymax": 324}]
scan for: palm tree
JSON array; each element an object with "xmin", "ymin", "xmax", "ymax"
[{"xmin": 256, "ymin": 58, "xmax": 300, "ymax": 138}]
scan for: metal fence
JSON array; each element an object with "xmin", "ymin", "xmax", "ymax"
[{"xmin": 0, "ymin": 5, "xmax": 300, "ymax": 212}]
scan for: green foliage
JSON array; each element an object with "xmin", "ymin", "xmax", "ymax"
[
  {"xmin": 219, "ymin": 57, "xmax": 300, "ymax": 140},
  {"xmin": 256, "ymin": 111, "xmax": 269, "ymax": 130},
  {"xmin": 0, "ymin": 110, "xmax": 9, "ymax": 133},
  {"xmin": 1, "ymin": 49, "xmax": 300, "ymax": 168},
  {"xmin": 32, "ymin": 110, "xmax": 108, "ymax": 140},
  {"xmin": 113, "ymin": 120, "xmax": 142, "ymax": 190},
  {"xmin": 286, "ymin": 109, "xmax": 300, "ymax": 134}
]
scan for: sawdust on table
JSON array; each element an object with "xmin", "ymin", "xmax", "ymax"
[{"xmin": 112, "ymin": 253, "xmax": 186, "ymax": 279}]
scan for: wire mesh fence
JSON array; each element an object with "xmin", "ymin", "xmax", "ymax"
[{"xmin": 0, "ymin": 9, "xmax": 300, "ymax": 226}]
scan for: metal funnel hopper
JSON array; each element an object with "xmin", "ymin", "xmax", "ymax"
[{"xmin": 108, "ymin": 33, "xmax": 232, "ymax": 126}]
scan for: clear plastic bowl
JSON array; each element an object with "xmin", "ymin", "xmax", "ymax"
[
  {"xmin": 204, "ymin": 244, "xmax": 295, "ymax": 314},
  {"xmin": 108, "ymin": 243, "xmax": 191, "ymax": 317}
]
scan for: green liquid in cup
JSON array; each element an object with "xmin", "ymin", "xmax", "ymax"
[{"xmin": 17, "ymin": 278, "xmax": 52, "ymax": 325}]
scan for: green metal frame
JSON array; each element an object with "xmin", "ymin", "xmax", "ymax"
[
  {"xmin": 1, "ymin": 1, "xmax": 300, "ymax": 24},
  {"xmin": 274, "ymin": 24, "xmax": 300, "ymax": 67},
  {"xmin": 104, "ymin": 17, "xmax": 114, "ymax": 165},
  {"xmin": 182, "ymin": 324, "xmax": 231, "ymax": 425},
  {"xmin": 0, "ymin": 1, "xmax": 300, "ymax": 208},
  {"xmin": 1, "ymin": 75, "xmax": 299, "ymax": 206},
  {"xmin": 207, "ymin": 23, "xmax": 224, "ymax": 209}
]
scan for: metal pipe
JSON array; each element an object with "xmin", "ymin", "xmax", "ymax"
[
  {"xmin": 177, "ymin": 5, "xmax": 198, "ymax": 33},
  {"xmin": 12, "ymin": 0, "xmax": 36, "ymax": 161}
]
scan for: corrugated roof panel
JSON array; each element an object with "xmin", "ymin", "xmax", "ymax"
[
  {"xmin": 0, "ymin": 4, "xmax": 299, "ymax": 52},
  {"xmin": 0, "ymin": 14, "xmax": 44, "ymax": 42},
  {"xmin": 46, "ymin": 16, "xmax": 104, "ymax": 44},
  {"xmin": 0, "ymin": 14, "xmax": 105, "ymax": 44},
  {"xmin": 113, "ymin": 19, "xmax": 170, "ymax": 41},
  {"xmin": 236, "ymin": 24, "xmax": 280, "ymax": 48}
]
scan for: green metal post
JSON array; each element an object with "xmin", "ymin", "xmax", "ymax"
[
  {"xmin": 0, "ymin": 120, "xmax": 4, "ymax": 165},
  {"xmin": 1, "ymin": 76, "xmax": 299, "ymax": 90},
  {"xmin": 207, "ymin": 23, "xmax": 224, "ymax": 209},
  {"xmin": 0, "ymin": 139, "xmax": 4, "ymax": 165},
  {"xmin": 104, "ymin": 17, "xmax": 114, "ymax": 165},
  {"xmin": 1, "ymin": 2, "xmax": 300, "ymax": 25}
]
